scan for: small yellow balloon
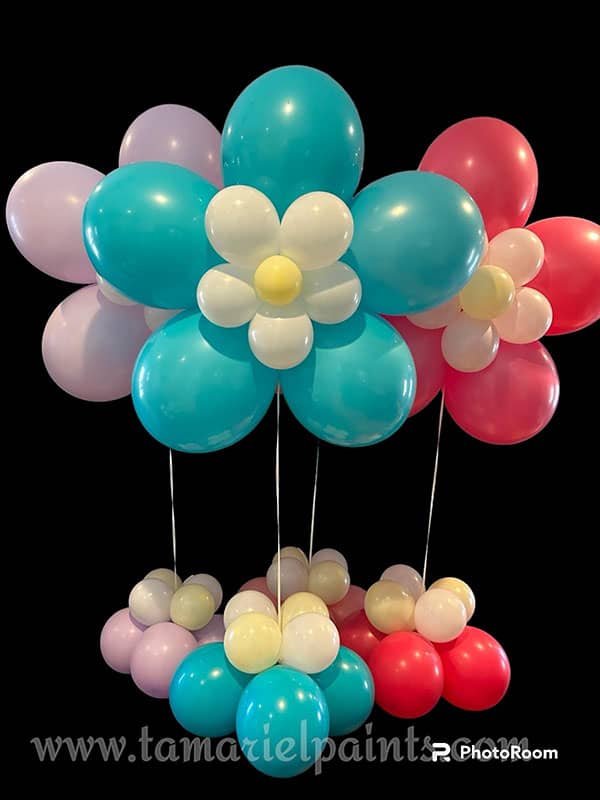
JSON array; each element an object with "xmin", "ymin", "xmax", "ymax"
[
  {"xmin": 459, "ymin": 265, "xmax": 515, "ymax": 320},
  {"xmin": 271, "ymin": 547, "xmax": 309, "ymax": 568},
  {"xmin": 308, "ymin": 561, "xmax": 350, "ymax": 605},
  {"xmin": 281, "ymin": 592, "xmax": 329, "ymax": 628},
  {"xmin": 430, "ymin": 577, "xmax": 475, "ymax": 621},
  {"xmin": 169, "ymin": 584, "xmax": 215, "ymax": 631},
  {"xmin": 224, "ymin": 612, "xmax": 282, "ymax": 673},
  {"xmin": 254, "ymin": 255, "xmax": 303, "ymax": 305},
  {"xmin": 365, "ymin": 580, "xmax": 415, "ymax": 634},
  {"xmin": 145, "ymin": 568, "xmax": 182, "ymax": 591}
]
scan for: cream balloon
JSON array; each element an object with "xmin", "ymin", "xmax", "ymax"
[
  {"xmin": 408, "ymin": 296, "xmax": 461, "ymax": 330},
  {"xmin": 302, "ymin": 262, "xmax": 362, "ymax": 323},
  {"xmin": 266, "ymin": 557, "xmax": 309, "ymax": 601},
  {"xmin": 204, "ymin": 185, "xmax": 280, "ymax": 269},
  {"xmin": 429, "ymin": 577, "xmax": 475, "ymax": 621},
  {"xmin": 271, "ymin": 547, "xmax": 309, "ymax": 568},
  {"xmin": 143, "ymin": 307, "xmax": 182, "ymax": 331},
  {"xmin": 169, "ymin": 584, "xmax": 215, "ymax": 631},
  {"xmin": 414, "ymin": 588, "xmax": 467, "ymax": 643},
  {"xmin": 197, "ymin": 264, "xmax": 258, "ymax": 327},
  {"xmin": 442, "ymin": 316, "xmax": 499, "ymax": 372},
  {"xmin": 128, "ymin": 578, "xmax": 173, "ymax": 626},
  {"xmin": 364, "ymin": 580, "xmax": 415, "ymax": 634},
  {"xmin": 380, "ymin": 564, "xmax": 424, "ymax": 600},
  {"xmin": 223, "ymin": 590, "xmax": 278, "ymax": 628},
  {"xmin": 486, "ymin": 228, "xmax": 544, "ymax": 287},
  {"xmin": 280, "ymin": 192, "xmax": 353, "ymax": 270},
  {"xmin": 248, "ymin": 306, "xmax": 313, "ymax": 369},
  {"xmin": 96, "ymin": 274, "xmax": 137, "ymax": 306},
  {"xmin": 310, "ymin": 548, "xmax": 348, "ymax": 571},
  {"xmin": 145, "ymin": 568, "xmax": 182, "ymax": 591},
  {"xmin": 280, "ymin": 592, "xmax": 329, "ymax": 629},
  {"xmin": 279, "ymin": 612, "xmax": 340, "ymax": 673},
  {"xmin": 307, "ymin": 561, "xmax": 350, "ymax": 605},
  {"xmin": 183, "ymin": 574, "xmax": 223, "ymax": 610},
  {"xmin": 224, "ymin": 612, "xmax": 282, "ymax": 673},
  {"xmin": 459, "ymin": 266, "xmax": 515, "ymax": 320},
  {"xmin": 493, "ymin": 288, "xmax": 553, "ymax": 344}
]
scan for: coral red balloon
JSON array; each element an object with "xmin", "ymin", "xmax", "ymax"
[
  {"xmin": 369, "ymin": 631, "xmax": 443, "ymax": 719},
  {"xmin": 338, "ymin": 609, "xmax": 384, "ymax": 663},
  {"xmin": 526, "ymin": 217, "xmax": 600, "ymax": 335},
  {"xmin": 445, "ymin": 341, "xmax": 559, "ymax": 444},
  {"xmin": 329, "ymin": 585, "xmax": 366, "ymax": 627},
  {"xmin": 383, "ymin": 316, "xmax": 445, "ymax": 415},
  {"xmin": 238, "ymin": 577, "xmax": 276, "ymax": 604},
  {"xmin": 419, "ymin": 117, "xmax": 538, "ymax": 239},
  {"xmin": 435, "ymin": 626, "xmax": 510, "ymax": 711}
]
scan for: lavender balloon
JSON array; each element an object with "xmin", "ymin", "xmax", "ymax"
[
  {"xmin": 100, "ymin": 609, "xmax": 145, "ymax": 674},
  {"xmin": 194, "ymin": 613, "xmax": 225, "ymax": 646},
  {"xmin": 130, "ymin": 622, "xmax": 196, "ymax": 699},
  {"xmin": 6, "ymin": 161, "xmax": 103, "ymax": 283},
  {"xmin": 42, "ymin": 285, "xmax": 150, "ymax": 401},
  {"xmin": 119, "ymin": 104, "xmax": 223, "ymax": 188}
]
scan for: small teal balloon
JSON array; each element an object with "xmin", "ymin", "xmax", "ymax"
[
  {"xmin": 280, "ymin": 311, "xmax": 415, "ymax": 447},
  {"xmin": 84, "ymin": 162, "xmax": 219, "ymax": 309},
  {"xmin": 222, "ymin": 66, "xmax": 364, "ymax": 215},
  {"xmin": 169, "ymin": 642, "xmax": 251, "ymax": 738},
  {"xmin": 236, "ymin": 665, "xmax": 330, "ymax": 778},
  {"xmin": 313, "ymin": 646, "xmax": 374, "ymax": 736},
  {"xmin": 348, "ymin": 171, "xmax": 485, "ymax": 315},
  {"xmin": 132, "ymin": 311, "xmax": 277, "ymax": 452}
]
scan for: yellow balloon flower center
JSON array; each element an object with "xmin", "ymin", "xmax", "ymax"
[
  {"xmin": 254, "ymin": 255, "xmax": 303, "ymax": 305},
  {"xmin": 460, "ymin": 265, "xmax": 516, "ymax": 320}
]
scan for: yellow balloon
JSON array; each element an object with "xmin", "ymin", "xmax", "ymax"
[
  {"xmin": 281, "ymin": 592, "xmax": 329, "ymax": 628},
  {"xmin": 430, "ymin": 577, "xmax": 475, "ymax": 621},
  {"xmin": 365, "ymin": 580, "xmax": 415, "ymax": 634},
  {"xmin": 254, "ymin": 255, "xmax": 303, "ymax": 305},
  {"xmin": 224, "ymin": 612, "xmax": 282, "ymax": 673},
  {"xmin": 459, "ymin": 265, "xmax": 515, "ymax": 320},
  {"xmin": 271, "ymin": 547, "xmax": 309, "ymax": 568},
  {"xmin": 169, "ymin": 584, "xmax": 215, "ymax": 631},
  {"xmin": 308, "ymin": 561, "xmax": 350, "ymax": 605},
  {"xmin": 145, "ymin": 568, "xmax": 182, "ymax": 590}
]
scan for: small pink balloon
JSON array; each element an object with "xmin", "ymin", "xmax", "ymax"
[
  {"xmin": 194, "ymin": 613, "xmax": 225, "ymax": 646},
  {"xmin": 119, "ymin": 104, "xmax": 223, "ymax": 188},
  {"xmin": 100, "ymin": 608, "xmax": 146, "ymax": 674},
  {"xmin": 130, "ymin": 622, "xmax": 196, "ymax": 699},
  {"xmin": 42, "ymin": 285, "xmax": 150, "ymax": 401},
  {"xmin": 239, "ymin": 576, "xmax": 277, "ymax": 604},
  {"xmin": 328, "ymin": 585, "xmax": 366, "ymax": 627},
  {"xmin": 6, "ymin": 161, "xmax": 103, "ymax": 283}
]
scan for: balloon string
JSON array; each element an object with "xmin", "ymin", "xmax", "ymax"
[
  {"xmin": 275, "ymin": 391, "xmax": 281, "ymax": 622},
  {"xmin": 422, "ymin": 391, "xmax": 445, "ymax": 586},
  {"xmin": 308, "ymin": 444, "xmax": 320, "ymax": 565},
  {"xmin": 168, "ymin": 448, "xmax": 178, "ymax": 591}
]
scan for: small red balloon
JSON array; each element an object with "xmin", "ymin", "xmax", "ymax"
[
  {"xmin": 338, "ymin": 609, "xmax": 384, "ymax": 663},
  {"xmin": 419, "ymin": 117, "xmax": 538, "ymax": 239},
  {"xmin": 435, "ymin": 626, "xmax": 510, "ymax": 711},
  {"xmin": 383, "ymin": 316, "xmax": 445, "ymax": 416},
  {"xmin": 526, "ymin": 217, "xmax": 600, "ymax": 335},
  {"xmin": 329, "ymin": 585, "xmax": 366, "ymax": 627},
  {"xmin": 369, "ymin": 632, "xmax": 444, "ymax": 719}
]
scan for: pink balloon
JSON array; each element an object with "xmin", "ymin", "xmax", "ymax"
[
  {"xmin": 445, "ymin": 341, "xmax": 560, "ymax": 444},
  {"xmin": 329, "ymin": 585, "xmax": 366, "ymax": 627},
  {"xmin": 6, "ymin": 161, "xmax": 103, "ymax": 283},
  {"xmin": 384, "ymin": 316, "xmax": 445, "ymax": 415},
  {"xmin": 42, "ymin": 286, "xmax": 150, "ymax": 401},
  {"xmin": 239, "ymin": 576, "xmax": 277, "ymax": 604},
  {"xmin": 194, "ymin": 613, "xmax": 225, "ymax": 646},
  {"xmin": 119, "ymin": 104, "xmax": 223, "ymax": 188},
  {"xmin": 100, "ymin": 608, "xmax": 145, "ymax": 674},
  {"xmin": 130, "ymin": 622, "xmax": 196, "ymax": 699}
]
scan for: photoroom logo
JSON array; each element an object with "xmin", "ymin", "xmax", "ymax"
[{"xmin": 431, "ymin": 740, "xmax": 558, "ymax": 763}]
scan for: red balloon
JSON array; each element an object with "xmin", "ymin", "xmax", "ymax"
[
  {"xmin": 435, "ymin": 626, "xmax": 510, "ymax": 711},
  {"xmin": 338, "ymin": 609, "xmax": 384, "ymax": 663},
  {"xmin": 383, "ymin": 316, "xmax": 445, "ymax": 416},
  {"xmin": 369, "ymin": 632, "xmax": 443, "ymax": 719},
  {"xmin": 419, "ymin": 117, "xmax": 538, "ymax": 239},
  {"xmin": 445, "ymin": 341, "xmax": 559, "ymax": 445},
  {"xmin": 329, "ymin": 585, "xmax": 366, "ymax": 627},
  {"xmin": 526, "ymin": 217, "xmax": 600, "ymax": 335}
]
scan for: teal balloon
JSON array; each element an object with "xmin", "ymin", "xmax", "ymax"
[
  {"xmin": 236, "ymin": 665, "xmax": 330, "ymax": 778},
  {"xmin": 132, "ymin": 311, "xmax": 277, "ymax": 452},
  {"xmin": 280, "ymin": 311, "xmax": 415, "ymax": 447},
  {"xmin": 222, "ymin": 66, "xmax": 364, "ymax": 215},
  {"xmin": 84, "ymin": 162, "xmax": 219, "ymax": 309},
  {"xmin": 348, "ymin": 171, "xmax": 485, "ymax": 315},
  {"xmin": 313, "ymin": 646, "xmax": 374, "ymax": 736},
  {"xmin": 169, "ymin": 643, "xmax": 250, "ymax": 738}
]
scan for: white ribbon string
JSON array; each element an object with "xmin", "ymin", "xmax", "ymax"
[
  {"xmin": 422, "ymin": 391, "xmax": 445, "ymax": 586},
  {"xmin": 168, "ymin": 448, "xmax": 178, "ymax": 591},
  {"xmin": 308, "ymin": 444, "xmax": 320, "ymax": 565},
  {"xmin": 275, "ymin": 391, "xmax": 281, "ymax": 620}
]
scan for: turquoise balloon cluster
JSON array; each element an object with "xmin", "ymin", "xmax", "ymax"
[
  {"xmin": 169, "ymin": 643, "xmax": 374, "ymax": 778},
  {"xmin": 83, "ymin": 65, "xmax": 485, "ymax": 452}
]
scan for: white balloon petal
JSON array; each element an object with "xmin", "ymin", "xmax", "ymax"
[
  {"xmin": 442, "ymin": 316, "xmax": 499, "ymax": 372},
  {"xmin": 408, "ymin": 296, "xmax": 461, "ymax": 329},
  {"xmin": 96, "ymin": 274, "xmax": 136, "ymax": 306},
  {"xmin": 486, "ymin": 228, "xmax": 544, "ymax": 286},
  {"xmin": 143, "ymin": 307, "xmax": 182, "ymax": 331},
  {"xmin": 302, "ymin": 261, "xmax": 361, "ymax": 323},
  {"xmin": 204, "ymin": 185, "xmax": 280, "ymax": 269},
  {"xmin": 279, "ymin": 612, "xmax": 340, "ymax": 673},
  {"xmin": 249, "ymin": 304, "xmax": 313, "ymax": 369},
  {"xmin": 493, "ymin": 287, "xmax": 553, "ymax": 344},
  {"xmin": 280, "ymin": 192, "xmax": 353, "ymax": 271},
  {"xmin": 197, "ymin": 264, "xmax": 258, "ymax": 327}
]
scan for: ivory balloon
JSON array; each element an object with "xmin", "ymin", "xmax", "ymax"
[
  {"xmin": 429, "ymin": 578, "xmax": 475, "ymax": 621},
  {"xmin": 248, "ymin": 306, "xmax": 313, "ymax": 369},
  {"xmin": 486, "ymin": 228, "xmax": 544, "ymax": 286},
  {"xmin": 281, "ymin": 592, "xmax": 329, "ymax": 629},
  {"xmin": 380, "ymin": 565, "xmax": 424, "ymax": 600},
  {"xmin": 442, "ymin": 316, "xmax": 499, "ymax": 372},
  {"xmin": 128, "ymin": 578, "xmax": 173, "ymax": 626},
  {"xmin": 145, "ymin": 568, "xmax": 182, "ymax": 591},
  {"xmin": 364, "ymin": 580, "xmax": 415, "ymax": 634},
  {"xmin": 310, "ymin": 548, "xmax": 348, "ymax": 571},
  {"xmin": 271, "ymin": 547, "xmax": 309, "ymax": 568},
  {"xmin": 308, "ymin": 561, "xmax": 350, "ymax": 605},
  {"xmin": 493, "ymin": 288, "xmax": 553, "ymax": 343},
  {"xmin": 224, "ymin": 591, "xmax": 278, "ymax": 628},
  {"xmin": 279, "ymin": 612, "xmax": 340, "ymax": 673},
  {"xmin": 408, "ymin": 296, "xmax": 461, "ymax": 330},
  {"xmin": 280, "ymin": 192, "xmax": 354, "ymax": 270},
  {"xmin": 414, "ymin": 588, "xmax": 467, "ymax": 643},
  {"xmin": 224, "ymin": 612, "xmax": 282, "ymax": 673},
  {"xmin": 266, "ymin": 557, "xmax": 309, "ymax": 600},
  {"xmin": 170, "ymin": 585, "xmax": 215, "ymax": 631},
  {"xmin": 460, "ymin": 266, "xmax": 515, "ymax": 320},
  {"xmin": 184, "ymin": 574, "xmax": 223, "ymax": 610},
  {"xmin": 196, "ymin": 265, "xmax": 258, "ymax": 327},
  {"xmin": 302, "ymin": 262, "xmax": 361, "ymax": 323}
]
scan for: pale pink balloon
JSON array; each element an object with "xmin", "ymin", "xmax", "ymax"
[
  {"xmin": 486, "ymin": 228, "xmax": 544, "ymax": 287},
  {"xmin": 130, "ymin": 622, "xmax": 196, "ymax": 699},
  {"xmin": 119, "ymin": 104, "xmax": 223, "ymax": 188},
  {"xmin": 493, "ymin": 288, "xmax": 553, "ymax": 343},
  {"xmin": 194, "ymin": 614, "xmax": 225, "ymax": 646},
  {"xmin": 442, "ymin": 316, "xmax": 499, "ymax": 372},
  {"xmin": 239, "ymin": 576, "xmax": 277, "ymax": 604},
  {"xmin": 407, "ymin": 296, "xmax": 461, "ymax": 330},
  {"xmin": 328, "ymin": 585, "xmax": 366, "ymax": 627},
  {"xmin": 100, "ymin": 608, "xmax": 145, "ymax": 674},
  {"xmin": 42, "ymin": 285, "xmax": 150, "ymax": 401},
  {"xmin": 6, "ymin": 161, "xmax": 103, "ymax": 283}
]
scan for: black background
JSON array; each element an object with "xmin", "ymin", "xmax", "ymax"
[{"xmin": 6, "ymin": 27, "xmax": 596, "ymax": 785}]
